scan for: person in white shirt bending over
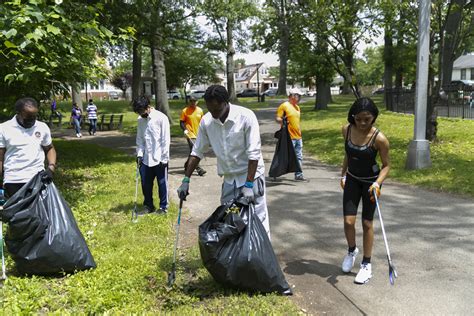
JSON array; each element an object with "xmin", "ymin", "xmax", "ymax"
[
  {"xmin": 0, "ymin": 97, "xmax": 57, "ymax": 198},
  {"xmin": 134, "ymin": 97, "xmax": 170, "ymax": 215},
  {"xmin": 177, "ymin": 85, "xmax": 270, "ymax": 237}
]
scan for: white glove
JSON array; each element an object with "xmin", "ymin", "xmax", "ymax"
[{"xmin": 241, "ymin": 186, "xmax": 255, "ymax": 203}]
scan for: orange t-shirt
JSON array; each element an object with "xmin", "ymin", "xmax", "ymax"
[
  {"xmin": 276, "ymin": 101, "xmax": 301, "ymax": 140},
  {"xmin": 180, "ymin": 106, "xmax": 204, "ymax": 139}
]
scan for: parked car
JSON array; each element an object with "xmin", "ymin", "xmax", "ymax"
[
  {"xmin": 108, "ymin": 91, "xmax": 120, "ymax": 100},
  {"xmin": 305, "ymin": 90, "xmax": 316, "ymax": 97},
  {"xmin": 372, "ymin": 87, "xmax": 385, "ymax": 95},
  {"xmin": 236, "ymin": 88, "xmax": 258, "ymax": 98},
  {"xmin": 189, "ymin": 90, "xmax": 206, "ymax": 99},
  {"xmin": 167, "ymin": 90, "xmax": 181, "ymax": 100},
  {"xmin": 263, "ymin": 88, "xmax": 277, "ymax": 97}
]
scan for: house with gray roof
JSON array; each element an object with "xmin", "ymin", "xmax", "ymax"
[{"xmin": 452, "ymin": 54, "xmax": 474, "ymax": 81}]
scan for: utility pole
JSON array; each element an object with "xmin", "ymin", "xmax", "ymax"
[
  {"xmin": 406, "ymin": 0, "xmax": 432, "ymax": 170},
  {"xmin": 256, "ymin": 63, "xmax": 261, "ymax": 102}
]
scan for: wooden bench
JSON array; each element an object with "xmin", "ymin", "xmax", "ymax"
[
  {"xmin": 48, "ymin": 113, "xmax": 63, "ymax": 129},
  {"xmin": 96, "ymin": 114, "xmax": 124, "ymax": 131}
]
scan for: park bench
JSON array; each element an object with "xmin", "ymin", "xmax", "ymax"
[
  {"xmin": 48, "ymin": 113, "xmax": 63, "ymax": 129},
  {"xmin": 96, "ymin": 114, "xmax": 124, "ymax": 131}
]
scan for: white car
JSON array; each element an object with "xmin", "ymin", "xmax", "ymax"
[
  {"xmin": 167, "ymin": 90, "xmax": 181, "ymax": 100},
  {"xmin": 189, "ymin": 90, "xmax": 206, "ymax": 99},
  {"xmin": 306, "ymin": 90, "xmax": 316, "ymax": 97}
]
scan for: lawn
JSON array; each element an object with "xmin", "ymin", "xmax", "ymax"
[
  {"xmin": 54, "ymin": 95, "xmax": 474, "ymax": 197},
  {"xmin": 301, "ymin": 95, "xmax": 474, "ymax": 197},
  {"xmin": 0, "ymin": 140, "xmax": 299, "ymax": 314}
]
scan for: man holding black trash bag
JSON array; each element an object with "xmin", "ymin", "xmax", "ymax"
[
  {"xmin": 0, "ymin": 97, "xmax": 57, "ymax": 197},
  {"xmin": 177, "ymin": 85, "xmax": 270, "ymax": 236}
]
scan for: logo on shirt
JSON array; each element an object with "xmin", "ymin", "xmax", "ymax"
[{"xmin": 35, "ymin": 131, "xmax": 41, "ymax": 138}]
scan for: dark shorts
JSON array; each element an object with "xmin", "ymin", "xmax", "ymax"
[{"xmin": 343, "ymin": 174, "xmax": 379, "ymax": 221}]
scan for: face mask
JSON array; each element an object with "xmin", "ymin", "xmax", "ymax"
[
  {"xmin": 140, "ymin": 113, "xmax": 149, "ymax": 119},
  {"xmin": 17, "ymin": 116, "xmax": 36, "ymax": 129}
]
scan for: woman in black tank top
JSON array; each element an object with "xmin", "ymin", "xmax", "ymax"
[{"xmin": 339, "ymin": 98, "xmax": 390, "ymax": 284}]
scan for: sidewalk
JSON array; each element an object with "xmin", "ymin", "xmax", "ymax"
[{"xmin": 54, "ymin": 107, "xmax": 474, "ymax": 315}]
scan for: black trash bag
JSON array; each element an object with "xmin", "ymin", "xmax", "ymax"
[
  {"xmin": 199, "ymin": 201, "xmax": 291, "ymax": 294},
  {"xmin": 1, "ymin": 172, "xmax": 96, "ymax": 275},
  {"xmin": 269, "ymin": 118, "xmax": 301, "ymax": 178}
]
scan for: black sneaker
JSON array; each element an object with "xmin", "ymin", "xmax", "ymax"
[
  {"xmin": 155, "ymin": 208, "xmax": 168, "ymax": 215},
  {"xmin": 137, "ymin": 205, "xmax": 155, "ymax": 216},
  {"xmin": 196, "ymin": 168, "xmax": 207, "ymax": 176}
]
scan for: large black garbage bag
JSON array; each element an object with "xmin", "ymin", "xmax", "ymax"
[
  {"xmin": 269, "ymin": 118, "xmax": 301, "ymax": 178},
  {"xmin": 1, "ymin": 173, "xmax": 96, "ymax": 275},
  {"xmin": 198, "ymin": 201, "xmax": 291, "ymax": 294}
]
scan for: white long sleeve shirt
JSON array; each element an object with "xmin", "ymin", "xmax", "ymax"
[
  {"xmin": 136, "ymin": 108, "xmax": 170, "ymax": 167},
  {"xmin": 191, "ymin": 103, "xmax": 265, "ymax": 187}
]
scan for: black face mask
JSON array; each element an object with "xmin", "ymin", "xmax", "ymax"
[
  {"xmin": 17, "ymin": 116, "xmax": 36, "ymax": 129},
  {"xmin": 140, "ymin": 113, "xmax": 149, "ymax": 119}
]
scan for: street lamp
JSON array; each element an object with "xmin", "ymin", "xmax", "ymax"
[{"xmin": 406, "ymin": 0, "xmax": 432, "ymax": 170}]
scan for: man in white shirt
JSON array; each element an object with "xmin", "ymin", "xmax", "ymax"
[
  {"xmin": 134, "ymin": 97, "xmax": 170, "ymax": 215},
  {"xmin": 177, "ymin": 85, "xmax": 270, "ymax": 236},
  {"xmin": 0, "ymin": 97, "xmax": 57, "ymax": 197}
]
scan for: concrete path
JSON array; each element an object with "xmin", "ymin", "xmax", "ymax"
[{"xmin": 54, "ymin": 107, "xmax": 474, "ymax": 315}]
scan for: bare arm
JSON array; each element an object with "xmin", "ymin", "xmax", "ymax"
[
  {"xmin": 375, "ymin": 132, "xmax": 390, "ymax": 185},
  {"xmin": 184, "ymin": 155, "xmax": 201, "ymax": 178},
  {"xmin": 341, "ymin": 124, "xmax": 349, "ymax": 177},
  {"xmin": 246, "ymin": 160, "xmax": 258, "ymax": 183},
  {"xmin": 0, "ymin": 147, "xmax": 5, "ymax": 179},
  {"xmin": 43, "ymin": 144, "xmax": 57, "ymax": 172}
]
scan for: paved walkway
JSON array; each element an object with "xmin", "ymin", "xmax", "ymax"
[{"xmin": 54, "ymin": 107, "xmax": 474, "ymax": 315}]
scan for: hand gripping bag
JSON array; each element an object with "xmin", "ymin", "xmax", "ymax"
[
  {"xmin": 1, "ymin": 173, "xmax": 96, "ymax": 275},
  {"xmin": 198, "ymin": 201, "xmax": 291, "ymax": 294}
]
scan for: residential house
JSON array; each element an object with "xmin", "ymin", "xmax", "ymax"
[{"xmin": 452, "ymin": 54, "xmax": 474, "ymax": 81}]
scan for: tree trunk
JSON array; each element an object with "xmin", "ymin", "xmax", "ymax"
[
  {"xmin": 315, "ymin": 77, "xmax": 331, "ymax": 110},
  {"xmin": 341, "ymin": 80, "xmax": 352, "ymax": 94},
  {"xmin": 383, "ymin": 27, "xmax": 394, "ymax": 110},
  {"xmin": 277, "ymin": 1, "xmax": 289, "ymax": 96},
  {"xmin": 132, "ymin": 39, "xmax": 142, "ymax": 101},
  {"xmin": 151, "ymin": 36, "xmax": 170, "ymax": 119},
  {"xmin": 426, "ymin": 36, "xmax": 438, "ymax": 141},
  {"xmin": 440, "ymin": 0, "xmax": 466, "ymax": 88},
  {"xmin": 71, "ymin": 84, "xmax": 83, "ymax": 110},
  {"xmin": 226, "ymin": 19, "xmax": 236, "ymax": 102}
]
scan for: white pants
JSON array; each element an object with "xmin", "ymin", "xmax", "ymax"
[{"xmin": 220, "ymin": 175, "xmax": 271, "ymax": 238}]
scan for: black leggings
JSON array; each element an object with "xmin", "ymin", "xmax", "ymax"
[
  {"xmin": 4, "ymin": 183, "xmax": 26, "ymax": 198},
  {"xmin": 343, "ymin": 174, "xmax": 378, "ymax": 221}
]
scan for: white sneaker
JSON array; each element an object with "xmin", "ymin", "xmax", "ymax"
[
  {"xmin": 342, "ymin": 247, "xmax": 359, "ymax": 273},
  {"xmin": 76, "ymin": 133, "xmax": 80, "ymax": 138},
  {"xmin": 79, "ymin": 133, "xmax": 82, "ymax": 137},
  {"xmin": 354, "ymin": 263, "xmax": 372, "ymax": 284}
]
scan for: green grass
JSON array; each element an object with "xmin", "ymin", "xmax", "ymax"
[
  {"xmin": 301, "ymin": 95, "xmax": 474, "ymax": 197},
  {"xmin": 0, "ymin": 140, "xmax": 298, "ymax": 314}
]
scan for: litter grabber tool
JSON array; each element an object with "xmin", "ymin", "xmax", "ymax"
[
  {"xmin": 373, "ymin": 189, "xmax": 398, "ymax": 285},
  {"xmin": 167, "ymin": 198, "xmax": 184, "ymax": 286},
  {"xmin": 132, "ymin": 164, "xmax": 139, "ymax": 223}
]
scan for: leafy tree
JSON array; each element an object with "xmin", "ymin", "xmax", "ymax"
[
  {"xmin": 165, "ymin": 40, "xmax": 223, "ymax": 98},
  {"xmin": 0, "ymin": 1, "xmax": 120, "ymax": 110},
  {"xmin": 355, "ymin": 47, "xmax": 384, "ymax": 86},
  {"xmin": 111, "ymin": 71, "xmax": 133, "ymax": 98},
  {"xmin": 199, "ymin": 0, "xmax": 258, "ymax": 101},
  {"xmin": 252, "ymin": 0, "xmax": 298, "ymax": 96}
]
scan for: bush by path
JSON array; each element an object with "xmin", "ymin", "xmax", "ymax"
[{"xmin": 0, "ymin": 140, "xmax": 298, "ymax": 314}]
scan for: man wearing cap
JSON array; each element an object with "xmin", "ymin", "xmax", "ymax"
[
  {"xmin": 180, "ymin": 96, "xmax": 206, "ymax": 176},
  {"xmin": 276, "ymin": 88, "xmax": 305, "ymax": 181}
]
